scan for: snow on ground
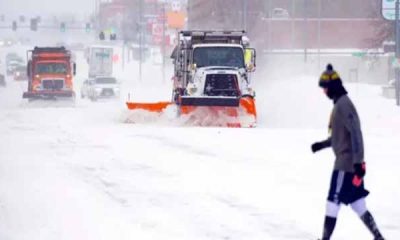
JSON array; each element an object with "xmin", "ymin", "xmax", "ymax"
[{"xmin": 0, "ymin": 45, "xmax": 399, "ymax": 240}]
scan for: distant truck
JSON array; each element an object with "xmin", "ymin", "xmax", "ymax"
[
  {"xmin": 23, "ymin": 47, "xmax": 76, "ymax": 100},
  {"xmin": 85, "ymin": 45, "xmax": 113, "ymax": 78}
]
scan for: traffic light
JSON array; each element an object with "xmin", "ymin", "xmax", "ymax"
[
  {"xmin": 85, "ymin": 23, "xmax": 91, "ymax": 33},
  {"xmin": 60, "ymin": 22, "xmax": 66, "ymax": 32},
  {"xmin": 30, "ymin": 18, "xmax": 38, "ymax": 31},
  {"xmin": 12, "ymin": 21, "xmax": 17, "ymax": 31},
  {"xmin": 110, "ymin": 33, "xmax": 117, "ymax": 40},
  {"xmin": 99, "ymin": 31, "xmax": 105, "ymax": 40}
]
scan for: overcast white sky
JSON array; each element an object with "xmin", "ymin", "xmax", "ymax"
[{"xmin": 0, "ymin": 0, "xmax": 95, "ymax": 19}]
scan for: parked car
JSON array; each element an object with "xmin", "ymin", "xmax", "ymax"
[
  {"xmin": 6, "ymin": 53, "xmax": 24, "ymax": 75},
  {"xmin": 271, "ymin": 8, "xmax": 290, "ymax": 19},
  {"xmin": 81, "ymin": 76, "xmax": 120, "ymax": 101},
  {"xmin": 0, "ymin": 73, "xmax": 6, "ymax": 87},
  {"xmin": 13, "ymin": 65, "xmax": 28, "ymax": 81}
]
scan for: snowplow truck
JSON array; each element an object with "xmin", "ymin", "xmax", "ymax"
[
  {"xmin": 23, "ymin": 47, "xmax": 76, "ymax": 100},
  {"xmin": 126, "ymin": 30, "xmax": 257, "ymax": 127}
]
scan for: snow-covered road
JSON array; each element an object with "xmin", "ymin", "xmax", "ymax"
[{"xmin": 1, "ymin": 46, "xmax": 399, "ymax": 240}]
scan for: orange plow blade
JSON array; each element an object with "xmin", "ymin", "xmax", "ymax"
[
  {"xmin": 124, "ymin": 97, "xmax": 256, "ymax": 127},
  {"xmin": 126, "ymin": 101, "xmax": 173, "ymax": 113},
  {"xmin": 239, "ymin": 97, "xmax": 257, "ymax": 118}
]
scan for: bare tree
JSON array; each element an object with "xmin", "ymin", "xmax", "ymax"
[{"xmin": 365, "ymin": 0, "xmax": 393, "ymax": 48}]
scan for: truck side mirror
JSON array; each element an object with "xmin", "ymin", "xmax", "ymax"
[
  {"xmin": 245, "ymin": 48, "xmax": 256, "ymax": 72},
  {"xmin": 27, "ymin": 60, "xmax": 32, "ymax": 77},
  {"xmin": 73, "ymin": 63, "xmax": 76, "ymax": 76}
]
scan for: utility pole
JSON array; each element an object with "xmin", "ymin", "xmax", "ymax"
[
  {"xmin": 267, "ymin": 0, "xmax": 271, "ymax": 51},
  {"xmin": 317, "ymin": 0, "xmax": 321, "ymax": 70},
  {"xmin": 291, "ymin": 0, "xmax": 296, "ymax": 50},
  {"xmin": 303, "ymin": 0, "xmax": 308, "ymax": 63},
  {"xmin": 162, "ymin": 2, "xmax": 166, "ymax": 83},
  {"xmin": 243, "ymin": 0, "xmax": 247, "ymax": 31},
  {"xmin": 95, "ymin": 0, "xmax": 99, "ymax": 33},
  {"xmin": 396, "ymin": 0, "xmax": 400, "ymax": 106},
  {"xmin": 139, "ymin": 0, "xmax": 143, "ymax": 82}
]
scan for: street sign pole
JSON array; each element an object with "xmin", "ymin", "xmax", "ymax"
[
  {"xmin": 383, "ymin": 0, "xmax": 400, "ymax": 105},
  {"xmin": 396, "ymin": 0, "xmax": 400, "ymax": 105},
  {"xmin": 139, "ymin": 0, "xmax": 143, "ymax": 83},
  {"xmin": 242, "ymin": 0, "xmax": 247, "ymax": 31},
  {"xmin": 162, "ymin": 3, "xmax": 166, "ymax": 84}
]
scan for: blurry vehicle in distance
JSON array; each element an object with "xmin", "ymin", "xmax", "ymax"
[
  {"xmin": 271, "ymin": 8, "xmax": 290, "ymax": 19},
  {"xmin": 6, "ymin": 60, "xmax": 24, "ymax": 75},
  {"xmin": 2, "ymin": 38, "xmax": 18, "ymax": 47},
  {"xmin": 6, "ymin": 53, "xmax": 24, "ymax": 75},
  {"xmin": 81, "ymin": 76, "xmax": 120, "ymax": 101},
  {"xmin": 0, "ymin": 73, "xmax": 6, "ymax": 87},
  {"xmin": 13, "ymin": 65, "xmax": 28, "ymax": 81},
  {"xmin": 85, "ymin": 45, "xmax": 114, "ymax": 78},
  {"xmin": 6, "ymin": 52, "xmax": 20, "ymax": 62}
]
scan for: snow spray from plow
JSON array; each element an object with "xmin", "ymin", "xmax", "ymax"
[{"xmin": 124, "ymin": 96, "xmax": 256, "ymax": 127}]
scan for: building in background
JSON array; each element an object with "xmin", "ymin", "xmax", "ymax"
[
  {"xmin": 187, "ymin": 0, "xmax": 385, "ymax": 50},
  {"xmin": 97, "ymin": 0, "xmax": 187, "ymax": 47}
]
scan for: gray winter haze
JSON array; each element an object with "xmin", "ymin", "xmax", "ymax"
[
  {"xmin": 0, "ymin": 0, "xmax": 95, "ymax": 16},
  {"xmin": 0, "ymin": 1, "xmax": 399, "ymax": 240}
]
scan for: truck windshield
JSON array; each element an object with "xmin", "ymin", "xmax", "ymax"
[
  {"xmin": 36, "ymin": 63, "xmax": 67, "ymax": 74},
  {"xmin": 193, "ymin": 47, "xmax": 244, "ymax": 68},
  {"xmin": 96, "ymin": 78, "xmax": 116, "ymax": 84}
]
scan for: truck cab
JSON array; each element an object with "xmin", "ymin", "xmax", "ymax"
[{"xmin": 186, "ymin": 43, "xmax": 251, "ymax": 98}]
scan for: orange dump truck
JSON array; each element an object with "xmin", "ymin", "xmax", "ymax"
[{"xmin": 23, "ymin": 47, "xmax": 76, "ymax": 100}]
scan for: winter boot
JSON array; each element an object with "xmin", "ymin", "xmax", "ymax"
[
  {"xmin": 320, "ymin": 216, "xmax": 337, "ymax": 240},
  {"xmin": 360, "ymin": 211, "xmax": 385, "ymax": 240}
]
